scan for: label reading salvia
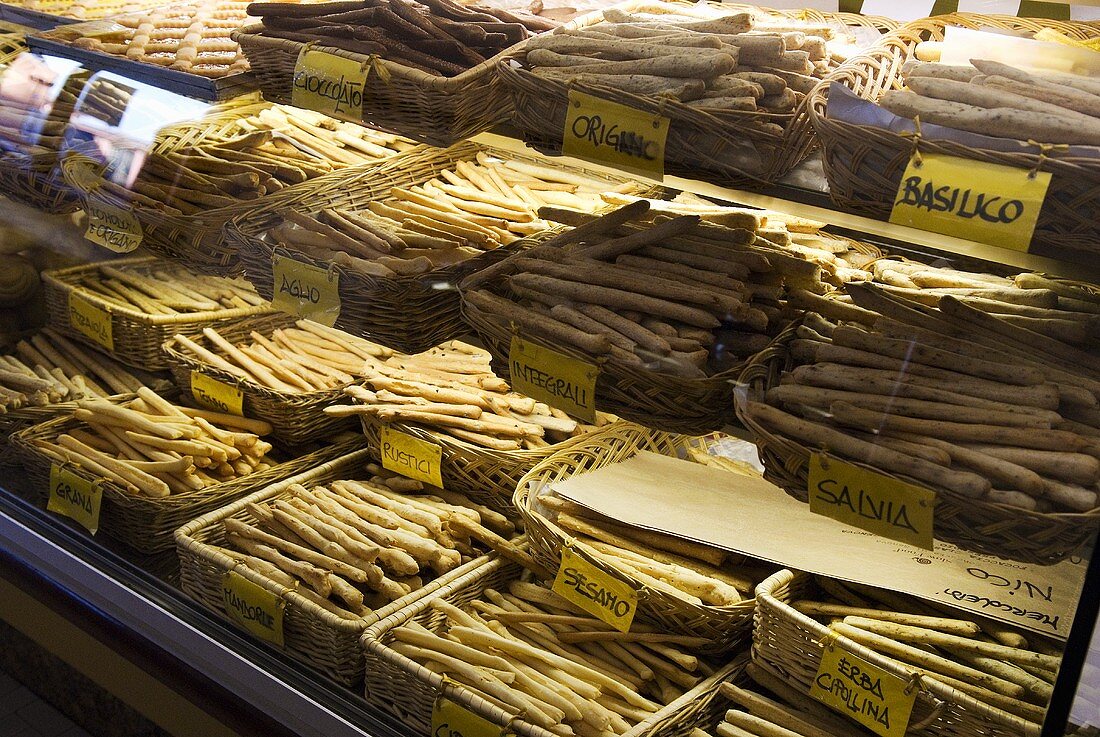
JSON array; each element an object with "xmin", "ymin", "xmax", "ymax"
[
  {"xmin": 808, "ymin": 453, "xmax": 935, "ymax": 549},
  {"xmin": 223, "ymin": 570, "xmax": 285, "ymax": 647},
  {"xmin": 291, "ymin": 48, "xmax": 367, "ymax": 119},
  {"xmin": 431, "ymin": 696, "xmax": 503, "ymax": 737},
  {"xmin": 552, "ymin": 544, "xmax": 637, "ymax": 632},
  {"xmin": 889, "ymin": 153, "xmax": 1052, "ymax": 252},
  {"xmin": 380, "ymin": 426, "xmax": 443, "ymax": 488},
  {"xmin": 47, "ymin": 465, "xmax": 102, "ymax": 534},
  {"xmin": 68, "ymin": 292, "xmax": 113, "ymax": 351},
  {"xmin": 84, "ymin": 194, "xmax": 142, "ymax": 253},
  {"xmin": 810, "ymin": 644, "xmax": 916, "ymax": 737},
  {"xmin": 191, "ymin": 371, "xmax": 244, "ymax": 416},
  {"xmin": 562, "ymin": 89, "xmax": 669, "ymax": 179},
  {"xmin": 509, "ymin": 335, "xmax": 597, "ymax": 423},
  {"xmin": 271, "ymin": 254, "xmax": 341, "ymax": 327}
]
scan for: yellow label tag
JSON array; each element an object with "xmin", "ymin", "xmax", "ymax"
[
  {"xmin": 509, "ymin": 335, "xmax": 597, "ymax": 423},
  {"xmin": 552, "ymin": 544, "xmax": 637, "ymax": 632},
  {"xmin": 562, "ymin": 90, "xmax": 669, "ymax": 179},
  {"xmin": 83, "ymin": 194, "xmax": 142, "ymax": 253},
  {"xmin": 889, "ymin": 153, "xmax": 1051, "ymax": 252},
  {"xmin": 68, "ymin": 292, "xmax": 113, "ymax": 351},
  {"xmin": 291, "ymin": 48, "xmax": 367, "ymax": 119},
  {"xmin": 380, "ymin": 426, "xmax": 443, "ymax": 488},
  {"xmin": 808, "ymin": 453, "xmax": 935, "ymax": 549},
  {"xmin": 271, "ymin": 254, "xmax": 341, "ymax": 327},
  {"xmin": 223, "ymin": 570, "xmax": 285, "ymax": 647},
  {"xmin": 810, "ymin": 644, "xmax": 916, "ymax": 737},
  {"xmin": 432, "ymin": 696, "xmax": 503, "ymax": 737},
  {"xmin": 191, "ymin": 371, "xmax": 244, "ymax": 416},
  {"xmin": 47, "ymin": 465, "xmax": 102, "ymax": 535}
]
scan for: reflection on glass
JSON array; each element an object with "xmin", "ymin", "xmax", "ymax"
[{"xmin": 0, "ymin": 52, "xmax": 83, "ymax": 155}]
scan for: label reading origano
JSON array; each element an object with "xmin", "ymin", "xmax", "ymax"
[
  {"xmin": 84, "ymin": 194, "xmax": 142, "ymax": 253},
  {"xmin": 380, "ymin": 425, "xmax": 442, "ymax": 488},
  {"xmin": 509, "ymin": 335, "xmax": 597, "ymax": 423},
  {"xmin": 47, "ymin": 464, "xmax": 102, "ymax": 534},
  {"xmin": 552, "ymin": 544, "xmax": 637, "ymax": 632},
  {"xmin": 223, "ymin": 570, "xmax": 285, "ymax": 647},
  {"xmin": 810, "ymin": 644, "xmax": 915, "ymax": 737},
  {"xmin": 68, "ymin": 292, "xmax": 113, "ymax": 351},
  {"xmin": 271, "ymin": 254, "xmax": 340, "ymax": 326},
  {"xmin": 563, "ymin": 89, "xmax": 669, "ymax": 179}
]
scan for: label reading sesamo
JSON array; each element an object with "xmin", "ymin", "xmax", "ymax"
[
  {"xmin": 68, "ymin": 292, "xmax": 113, "ymax": 351},
  {"xmin": 191, "ymin": 371, "xmax": 244, "ymax": 416},
  {"xmin": 271, "ymin": 254, "xmax": 340, "ymax": 327},
  {"xmin": 562, "ymin": 90, "xmax": 669, "ymax": 179},
  {"xmin": 431, "ymin": 695, "xmax": 503, "ymax": 737},
  {"xmin": 291, "ymin": 48, "xmax": 367, "ymax": 119},
  {"xmin": 84, "ymin": 194, "xmax": 142, "ymax": 253},
  {"xmin": 223, "ymin": 570, "xmax": 285, "ymax": 647},
  {"xmin": 810, "ymin": 645, "xmax": 915, "ymax": 737},
  {"xmin": 47, "ymin": 464, "xmax": 102, "ymax": 534},
  {"xmin": 381, "ymin": 426, "xmax": 443, "ymax": 488},
  {"xmin": 889, "ymin": 153, "xmax": 1051, "ymax": 252},
  {"xmin": 552, "ymin": 544, "xmax": 637, "ymax": 632},
  {"xmin": 509, "ymin": 335, "xmax": 597, "ymax": 423}
]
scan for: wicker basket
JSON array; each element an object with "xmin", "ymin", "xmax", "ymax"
[
  {"xmin": 175, "ymin": 446, "xmax": 498, "ymax": 686},
  {"xmin": 500, "ymin": 2, "xmax": 896, "ymax": 188},
  {"xmin": 43, "ymin": 255, "xmax": 275, "ymax": 370},
  {"xmin": 754, "ymin": 569, "xmax": 1043, "ymax": 737},
  {"xmin": 513, "ymin": 425, "xmax": 757, "ymax": 655},
  {"xmin": 362, "ymin": 557, "xmax": 748, "ymax": 737},
  {"xmin": 0, "ymin": 392, "xmax": 137, "ymax": 467},
  {"xmin": 808, "ymin": 13, "xmax": 1100, "ymax": 262}
]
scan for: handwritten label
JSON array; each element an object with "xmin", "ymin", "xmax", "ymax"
[
  {"xmin": 552, "ymin": 544, "xmax": 637, "ymax": 632},
  {"xmin": 509, "ymin": 335, "xmax": 597, "ymax": 422},
  {"xmin": 223, "ymin": 570, "xmax": 285, "ymax": 647},
  {"xmin": 380, "ymin": 426, "xmax": 443, "ymax": 488},
  {"xmin": 47, "ymin": 465, "xmax": 102, "ymax": 534},
  {"xmin": 431, "ymin": 696, "xmax": 503, "ymax": 737},
  {"xmin": 889, "ymin": 153, "xmax": 1051, "ymax": 252},
  {"xmin": 271, "ymin": 254, "xmax": 340, "ymax": 327},
  {"xmin": 291, "ymin": 48, "xmax": 367, "ymax": 119},
  {"xmin": 191, "ymin": 371, "xmax": 243, "ymax": 416},
  {"xmin": 84, "ymin": 194, "xmax": 142, "ymax": 253},
  {"xmin": 562, "ymin": 90, "xmax": 669, "ymax": 179},
  {"xmin": 810, "ymin": 644, "xmax": 915, "ymax": 737},
  {"xmin": 808, "ymin": 453, "xmax": 935, "ymax": 549},
  {"xmin": 68, "ymin": 292, "xmax": 113, "ymax": 351}
]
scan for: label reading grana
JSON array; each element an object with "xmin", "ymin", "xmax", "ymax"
[
  {"xmin": 381, "ymin": 426, "xmax": 443, "ymax": 489},
  {"xmin": 223, "ymin": 570, "xmax": 285, "ymax": 647},
  {"xmin": 808, "ymin": 453, "xmax": 935, "ymax": 550},
  {"xmin": 271, "ymin": 254, "xmax": 341, "ymax": 327},
  {"xmin": 47, "ymin": 465, "xmax": 102, "ymax": 534},
  {"xmin": 889, "ymin": 153, "xmax": 1051, "ymax": 252},
  {"xmin": 431, "ymin": 695, "xmax": 503, "ymax": 737},
  {"xmin": 509, "ymin": 335, "xmax": 597, "ymax": 423},
  {"xmin": 84, "ymin": 194, "xmax": 142, "ymax": 253},
  {"xmin": 291, "ymin": 48, "xmax": 367, "ymax": 119},
  {"xmin": 552, "ymin": 544, "xmax": 637, "ymax": 632},
  {"xmin": 191, "ymin": 371, "xmax": 244, "ymax": 416},
  {"xmin": 563, "ymin": 90, "xmax": 669, "ymax": 179},
  {"xmin": 810, "ymin": 644, "xmax": 915, "ymax": 737},
  {"xmin": 68, "ymin": 292, "xmax": 113, "ymax": 351}
]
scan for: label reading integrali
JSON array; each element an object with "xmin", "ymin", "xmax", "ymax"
[
  {"xmin": 562, "ymin": 90, "xmax": 669, "ymax": 179},
  {"xmin": 810, "ymin": 644, "xmax": 915, "ymax": 737},
  {"xmin": 291, "ymin": 48, "xmax": 367, "ymax": 119},
  {"xmin": 552, "ymin": 544, "xmax": 637, "ymax": 632},
  {"xmin": 84, "ymin": 194, "xmax": 142, "ymax": 253},
  {"xmin": 223, "ymin": 570, "xmax": 285, "ymax": 647},
  {"xmin": 190, "ymin": 371, "xmax": 244, "ymax": 416},
  {"xmin": 271, "ymin": 254, "xmax": 340, "ymax": 326},
  {"xmin": 431, "ymin": 695, "xmax": 503, "ymax": 737},
  {"xmin": 380, "ymin": 426, "xmax": 443, "ymax": 488},
  {"xmin": 68, "ymin": 291, "xmax": 113, "ymax": 351},
  {"xmin": 47, "ymin": 464, "xmax": 102, "ymax": 534},
  {"xmin": 509, "ymin": 335, "xmax": 597, "ymax": 423}
]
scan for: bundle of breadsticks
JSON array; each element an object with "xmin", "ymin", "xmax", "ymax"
[
  {"xmin": 215, "ymin": 462, "xmax": 518, "ymax": 615},
  {"xmin": 700, "ymin": 680, "xmax": 866, "ymax": 737},
  {"xmin": 27, "ymin": 388, "xmax": 276, "ymax": 497},
  {"xmin": 745, "ymin": 280, "xmax": 1100, "ymax": 513},
  {"xmin": 265, "ymin": 150, "xmax": 643, "ymax": 278},
  {"xmin": 248, "ymin": 0, "xmax": 555, "ymax": 78},
  {"xmin": 5, "ymin": 0, "xmax": 170, "ymax": 20}
]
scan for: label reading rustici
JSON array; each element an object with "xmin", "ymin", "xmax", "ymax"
[
  {"xmin": 84, "ymin": 194, "xmax": 142, "ymax": 253},
  {"xmin": 431, "ymin": 695, "xmax": 503, "ymax": 737},
  {"xmin": 552, "ymin": 544, "xmax": 637, "ymax": 632},
  {"xmin": 808, "ymin": 453, "xmax": 935, "ymax": 550},
  {"xmin": 271, "ymin": 254, "xmax": 340, "ymax": 327},
  {"xmin": 291, "ymin": 48, "xmax": 367, "ymax": 119},
  {"xmin": 223, "ymin": 570, "xmax": 285, "ymax": 647},
  {"xmin": 810, "ymin": 644, "xmax": 915, "ymax": 737},
  {"xmin": 68, "ymin": 292, "xmax": 113, "ymax": 351},
  {"xmin": 47, "ymin": 465, "xmax": 102, "ymax": 534},
  {"xmin": 889, "ymin": 153, "xmax": 1051, "ymax": 252},
  {"xmin": 563, "ymin": 89, "xmax": 669, "ymax": 179},
  {"xmin": 191, "ymin": 371, "xmax": 244, "ymax": 416},
  {"xmin": 380, "ymin": 425, "xmax": 443, "ymax": 488},
  {"xmin": 509, "ymin": 335, "xmax": 597, "ymax": 423}
]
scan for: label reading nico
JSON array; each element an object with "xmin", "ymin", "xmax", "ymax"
[
  {"xmin": 380, "ymin": 426, "xmax": 443, "ymax": 488},
  {"xmin": 291, "ymin": 48, "xmax": 367, "ymax": 119},
  {"xmin": 509, "ymin": 335, "xmax": 597, "ymax": 423},
  {"xmin": 68, "ymin": 292, "xmax": 113, "ymax": 351},
  {"xmin": 889, "ymin": 153, "xmax": 1051, "ymax": 252},
  {"xmin": 552, "ymin": 544, "xmax": 637, "ymax": 632},
  {"xmin": 810, "ymin": 644, "xmax": 915, "ymax": 737},
  {"xmin": 223, "ymin": 570, "xmax": 285, "ymax": 647},
  {"xmin": 191, "ymin": 371, "xmax": 243, "ymax": 416},
  {"xmin": 808, "ymin": 453, "xmax": 935, "ymax": 549},
  {"xmin": 432, "ymin": 696, "xmax": 503, "ymax": 737},
  {"xmin": 562, "ymin": 90, "xmax": 669, "ymax": 179},
  {"xmin": 84, "ymin": 194, "xmax": 142, "ymax": 253},
  {"xmin": 271, "ymin": 254, "xmax": 340, "ymax": 327},
  {"xmin": 47, "ymin": 465, "xmax": 102, "ymax": 534}
]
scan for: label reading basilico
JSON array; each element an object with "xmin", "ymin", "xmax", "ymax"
[
  {"xmin": 223, "ymin": 570, "xmax": 285, "ymax": 647},
  {"xmin": 552, "ymin": 544, "xmax": 637, "ymax": 632},
  {"xmin": 272, "ymin": 254, "xmax": 341, "ymax": 326},
  {"xmin": 68, "ymin": 292, "xmax": 113, "ymax": 351},
  {"xmin": 47, "ymin": 465, "xmax": 102, "ymax": 534},
  {"xmin": 810, "ymin": 645, "xmax": 915, "ymax": 737},
  {"xmin": 509, "ymin": 335, "xmax": 597, "ymax": 423},
  {"xmin": 84, "ymin": 194, "xmax": 142, "ymax": 253},
  {"xmin": 291, "ymin": 48, "xmax": 367, "ymax": 119},
  {"xmin": 191, "ymin": 371, "xmax": 244, "ymax": 416},
  {"xmin": 562, "ymin": 90, "xmax": 669, "ymax": 179},
  {"xmin": 380, "ymin": 426, "xmax": 443, "ymax": 488}
]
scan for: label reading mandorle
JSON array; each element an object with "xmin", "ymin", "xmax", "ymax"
[
  {"xmin": 271, "ymin": 254, "xmax": 341, "ymax": 327},
  {"xmin": 810, "ymin": 644, "xmax": 915, "ymax": 737},
  {"xmin": 84, "ymin": 194, "xmax": 142, "ymax": 253},
  {"xmin": 291, "ymin": 48, "xmax": 367, "ymax": 119},
  {"xmin": 562, "ymin": 90, "xmax": 669, "ymax": 179},
  {"xmin": 552, "ymin": 544, "xmax": 637, "ymax": 632},
  {"xmin": 223, "ymin": 570, "xmax": 285, "ymax": 647},
  {"xmin": 889, "ymin": 153, "xmax": 1051, "ymax": 252},
  {"xmin": 47, "ymin": 464, "xmax": 102, "ymax": 534},
  {"xmin": 808, "ymin": 453, "xmax": 935, "ymax": 549},
  {"xmin": 191, "ymin": 371, "xmax": 244, "ymax": 416},
  {"xmin": 68, "ymin": 292, "xmax": 113, "ymax": 351},
  {"xmin": 509, "ymin": 335, "xmax": 597, "ymax": 423},
  {"xmin": 431, "ymin": 695, "xmax": 503, "ymax": 737},
  {"xmin": 381, "ymin": 426, "xmax": 443, "ymax": 488}
]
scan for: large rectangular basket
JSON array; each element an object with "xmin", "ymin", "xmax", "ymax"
[
  {"xmin": 175, "ymin": 446, "xmax": 497, "ymax": 687},
  {"xmin": 808, "ymin": 13, "xmax": 1100, "ymax": 263},
  {"xmin": 361, "ymin": 557, "xmax": 748, "ymax": 737}
]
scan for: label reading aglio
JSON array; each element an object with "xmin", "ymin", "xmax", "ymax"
[
  {"xmin": 889, "ymin": 153, "xmax": 1051, "ymax": 252},
  {"xmin": 431, "ymin": 695, "xmax": 503, "ymax": 737},
  {"xmin": 509, "ymin": 335, "xmax": 597, "ymax": 423},
  {"xmin": 271, "ymin": 254, "xmax": 340, "ymax": 327},
  {"xmin": 68, "ymin": 292, "xmax": 113, "ymax": 351},
  {"xmin": 47, "ymin": 464, "xmax": 102, "ymax": 534},
  {"xmin": 223, "ymin": 570, "xmax": 285, "ymax": 647},
  {"xmin": 562, "ymin": 89, "xmax": 669, "ymax": 179},
  {"xmin": 84, "ymin": 193, "xmax": 142, "ymax": 253},
  {"xmin": 191, "ymin": 371, "xmax": 244, "ymax": 416},
  {"xmin": 810, "ymin": 644, "xmax": 915, "ymax": 737},
  {"xmin": 552, "ymin": 544, "xmax": 637, "ymax": 632},
  {"xmin": 291, "ymin": 48, "xmax": 367, "ymax": 119},
  {"xmin": 380, "ymin": 426, "xmax": 443, "ymax": 488}
]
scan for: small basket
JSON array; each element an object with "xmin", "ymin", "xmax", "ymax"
[
  {"xmin": 362, "ymin": 557, "xmax": 748, "ymax": 737},
  {"xmin": 808, "ymin": 13, "xmax": 1100, "ymax": 262},
  {"xmin": 175, "ymin": 446, "xmax": 498, "ymax": 687},
  {"xmin": 43, "ymin": 255, "xmax": 275, "ymax": 370},
  {"xmin": 754, "ymin": 569, "xmax": 1042, "ymax": 737},
  {"xmin": 514, "ymin": 425, "xmax": 756, "ymax": 655}
]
